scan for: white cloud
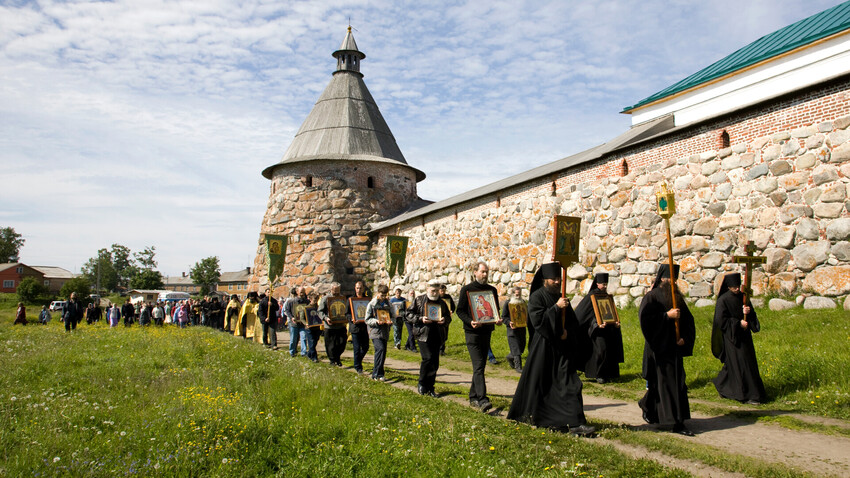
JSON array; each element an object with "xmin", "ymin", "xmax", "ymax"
[{"xmin": 0, "ymin": 0, "xmax": 842, "ymax": 275}]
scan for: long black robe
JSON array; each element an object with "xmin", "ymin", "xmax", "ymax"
[
  {"xmin": 575, "ymin": 290, "xmax": 624, "ymax": 379},
  {"xmin": 711, "ymin": 291, "xmax": 767, "ymax": 402},
  {"xmin": 508, "ymin": 287, "xmax": 589, "ymax": 428},
  {"xmin": 638, "ymin": 284, "xmax": 696, "ymax": 425}
]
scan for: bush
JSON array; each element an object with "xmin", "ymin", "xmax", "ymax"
[
  {"xmin": 59, "ymin": 277, "xmax": 92, "ymax": 302},
  {"xmin": 16, "ymin": 276, "xmax": 50, "ymax": 304}
]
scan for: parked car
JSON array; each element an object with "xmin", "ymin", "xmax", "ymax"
[{"xmin": 50, "ymin": 301, "xmax": 67, "ymax": 311}]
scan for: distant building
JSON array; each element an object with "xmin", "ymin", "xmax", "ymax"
[
  {"xmin": 0, "ymin": 263, "xmax": 45, "ymax": 293},
  {"xmin": 217, "ymin": 267, "xmax": 252, "ymax": 297},
  {"xmin": 163, "ymin": 273, "xmax": 200, "ymax": 294},
  {"xmin": 31, "ymin": 266, "xmax": 76, "ymax": 294}
]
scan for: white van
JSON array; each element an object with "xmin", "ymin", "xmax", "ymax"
[{"xmin": 50, "ymin": 300, "xmax": 67, "ymax": 311}]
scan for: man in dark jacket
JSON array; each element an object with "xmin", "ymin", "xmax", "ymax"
[
  {"xmin": 121, "ymin": 299, "xmax": 135, "ymax": 327},
  {"xmin": 406, "ymin": 280, "xmax": 452, "ymax": 396},
  {"xmin": 62, "ymin": 292, "xmax": 84, "ymax": 332},
  {"xmin": 456, "ymin": 262, "xmax": 502, "ymax": 412},
  {"xmin": 258, "ymin": 291, "xmax": 280, "ymax": 349},
  {"xmin": 507, "ymin": 262, "xmax": 594, "ymax": 436}
]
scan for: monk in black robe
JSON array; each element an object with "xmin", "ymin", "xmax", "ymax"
[
  {"xmin": 508, "ymin": 262, "xmax": 595, "ymax": 436},
  {"xmin": 638, "ymin": 264, "xmax": 696, "ymax": 436},
  {"xmin": 711, "ymin": 273, "xmax": 767, "ymax": 404},
  {"xmin": 575, "ymin": 273, "xmax": 624, "ymax": 383}
]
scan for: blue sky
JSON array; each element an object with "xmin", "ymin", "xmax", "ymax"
[{"xmin": 0, "ymin": 0, "xmax": 842, "ymax": 276}]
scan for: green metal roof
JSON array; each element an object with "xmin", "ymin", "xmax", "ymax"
[{"xmin": 623, "ymin": 1, "xmax": 850, "ymax": 113}]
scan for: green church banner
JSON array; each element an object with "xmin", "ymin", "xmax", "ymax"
[
  {"xmin": 385, "ymin": 235, "xmax": 409, "ymax": 279},
  {"xmin": 265, "ymin": 234, "xmax": 288, "ymax": 283}
]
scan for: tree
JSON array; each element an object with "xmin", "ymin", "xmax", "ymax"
[
  {"xmin": 110, "ymin": 244, "xmax": 134, "ymax": 288},
  {"xmin": 60, "ymin": 277, "xmax": 92, "ymax": 301},
  {"xmin": 81, "ymin": 248, "xmax": 118, "ymax": 292},
  {"xmin": 130, "ymin": 269, "xmax": 164, "ymax": 290},
  {"xmin": 0, "ymin": 227, "xmax": 25, "ymax": 262},
  {"xmin": 190, "ymin": 256, "xmax": 221, "ymax": 296},
  {"xmin": 17, "ymin": 276, "xmax": 49, "ymax": 304},
  {"xmin": 134, "ymin": 246, "xmax": 157, "ymax": 270}
]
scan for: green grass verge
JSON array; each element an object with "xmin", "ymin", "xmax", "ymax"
[{"xmin": 0, "ymin": 312, "xmax": 686, "ymax": 477}]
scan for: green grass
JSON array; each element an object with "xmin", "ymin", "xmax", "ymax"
[
  {"xmin": 0, "ymin": 306, "xmax": 686, "ymax": 477},
  {"xmin": 414, "ymin": 305, "xmax": 850, "ymax": 420}
]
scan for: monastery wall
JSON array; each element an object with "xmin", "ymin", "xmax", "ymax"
[{"xmin": 369, "ymin": 76, "xmax": 850, "ymax": 309}]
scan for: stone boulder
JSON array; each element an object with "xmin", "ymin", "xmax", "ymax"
[
  {"xmin": 791, "ymin": 241, "xmax": 831, "ymax": 272},
  {"xmin": 694, "ymin": 298, "xmax": 714, "ymax": 308},
  {"xmin": 764, "ymin": 248, "xmax": 791, "ymax": 274},
  {"xmin": 803, "ymin": 296, "xmax": 836, "ymax": 309},
  {"xmin": 769, "ymin": 298, "xmax": 796, "ymax": 311},
  {"xmin": 826, "ymin": 218, "xmax": 850, "ymax": 241},
  {"xmin": 802, "ymin": 266, "xmax": 850, "ymax": 296}
]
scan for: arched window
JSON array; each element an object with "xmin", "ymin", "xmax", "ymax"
[
  {"xmin": 720, "ymin": 130, "xmax": 730, "ymax": 149},
  {"xmin": 621, "ymin": 159, "xmax": 629, "ymax": 177},
  {"xmin": 302, "ymin": 176, "xmax": 312, "ymax": 187},
  {"xmin": 367, "ymin": 176, "xmax": 374, "ymax": 188}
]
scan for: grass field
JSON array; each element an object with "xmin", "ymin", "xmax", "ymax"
[
  {"xmin": 0, "ymin": 305, "xmax": 685, "ymax": 477},
  {"xmin": 423, "ymin": 303, "xmax": 850, "ymax": 420}
]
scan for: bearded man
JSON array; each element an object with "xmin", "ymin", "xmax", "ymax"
[{"xmin": 507, "ymin": 262, "xmax": 594, "ymax": 436}]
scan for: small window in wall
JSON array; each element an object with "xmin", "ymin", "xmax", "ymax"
[
  {"xmin": 621, "ymin": 159, "xmax": 629, "ymax": 177},
  {"xmin": 3, "ymin": 280, "xmax": 14, "ymax": 288},
  {"xmin": 551, "ymin": 180, "xmax": 557, "ymax": 196},
  {"xmin": 44, "ymin": 280, "xmax": 50, "ymax": 287},
  {"xmin": 496, "ymin": 196, "xmax": 501, "ymax": 207},
  {"xmin": 16, "ymin": 266, "xmax": 23, "ymax": 274},
  {"xmin": 720, "ymin": 130, "xmax": 730, "ymax": 149},
  {"xmin": 345, "ymin": 266, "xmax": 354, "ymax": 275},
  {"xmin": 367, "ymin": 176, "xmax": 374, "ymax": 188},
  {"xmin": 302, "ymin": 175, "xmax": 313, "ymax": 187}
]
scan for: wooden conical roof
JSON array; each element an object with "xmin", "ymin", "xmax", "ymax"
[{"xmin": 262, "ymin": 30, "xmax": 424, "ymax": 181}]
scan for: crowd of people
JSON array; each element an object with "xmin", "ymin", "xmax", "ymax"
[{"xmin": 14, "ymin": 260, "xmax": 766, "ymax": 439}]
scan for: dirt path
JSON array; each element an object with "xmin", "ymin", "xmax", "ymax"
[{"xmin": 274, "ymin": 330, "xmax": 849, "ymax": 477}]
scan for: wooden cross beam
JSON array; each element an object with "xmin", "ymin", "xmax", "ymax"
[{"xmin": 733, "ymin": 240, "xmax": 766, "ymax": 303}]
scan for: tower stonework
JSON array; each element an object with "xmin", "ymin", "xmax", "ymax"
[{"xmin": 249, "ymin": 28, "xmax": 426, "ymax": 295}]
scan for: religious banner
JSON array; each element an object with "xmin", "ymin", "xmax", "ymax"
[
  {"xmin": 385, "ymin": 235, "xmax": 409, "ymax": 278},
  {"xmin": 590, "ymin": 294, "xmax": 620, "ymax": 327},
  {"xmin": 552, "ymin": 215, "xmax": 581, "ymax": 268},
  {"xmin": 305, "ymin": 306, "xmax": 322, "ymax": 328},
  {"xmin": 508, "ymin": 301, "xmax": 528, "ymax": 328},
  {"xmin": 349, "ymin": 297, "xmax": 371, "ymax": 323},
  {"xmin": 327, "ymin": 296, "xmax": 349, "ymax": 325},
  {"xmin": 377, "ymin": 309, "xmax": 393, "ymax": 325},
  {"xmin": 264, "ymin": 234, "xmax": 288, "ymax": 283},
  {"xmin": 467, "ymin": 289, "xmax": 499, "ymax": 324}
]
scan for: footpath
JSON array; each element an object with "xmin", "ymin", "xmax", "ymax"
[{"xmin": 274, "ymin": 329, "xmax": 849, "ymax": 478}]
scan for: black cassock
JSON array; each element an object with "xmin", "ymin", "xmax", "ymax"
[
  {"xmin": 575, "ymin": 290, "xmax": 624, "ymax": 380},
  {"xmin": 638, "ymin": 285, "xmax": 696, "ymax": 425},
  {"xmin": 711, "ymin": 291, "xmax": 767, "ymax": 402},
  {"xmin": 507, "ymin": 287, "xmax": 590, "ymax": 428}
]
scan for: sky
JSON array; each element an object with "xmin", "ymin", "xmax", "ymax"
[{"xmin": 1, "ymin": 0, "xmax": 843, "ymax": 277}]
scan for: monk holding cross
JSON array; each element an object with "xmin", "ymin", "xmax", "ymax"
[{"xmin": 710, "ymin": 241, "xmax": 768, "ymax": 405}]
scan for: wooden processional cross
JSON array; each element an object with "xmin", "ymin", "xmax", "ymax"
[{"xmin": 732, "ymin": 241, "xmax": 766, "ymax": 318}]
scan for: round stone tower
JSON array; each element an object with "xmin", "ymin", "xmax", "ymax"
[{"xmin": 249, "ymin": 28, "xmax": 426, "ymax": 295}]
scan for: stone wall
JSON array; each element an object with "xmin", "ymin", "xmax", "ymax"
[
  {"xmin": 249, "ymin": 160, "xmax": 418, "ymax": 295},
  {"xmin": 369, "ymin": 81, "xmax": 850, "ymax": 310}
]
